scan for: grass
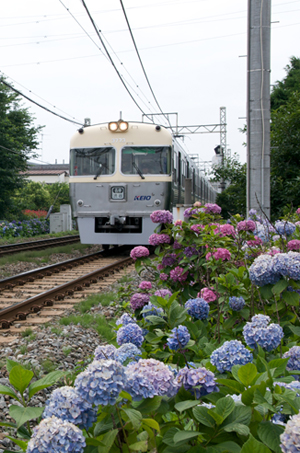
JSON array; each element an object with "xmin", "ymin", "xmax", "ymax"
[
  {"xmin": 0, "ymin": 230, "xmax": 79, "ymax": 246},
  {"xmin": 59, "ymin": 313, "xmax": 116, "ymax": 344},
  {"xmin": 19, "ymin": 345, "xmax": 28, "ymax": 354},
  {"xmin": 75, "ymin": 292, "xmax": 116, "ymax": 314},
  {"xmin": 41, "ymin": 358, "xmax": 57, "ymax": 373},
  {"xmin": 21, "ymin": 328, "xmax": 33, "ymax": 338},
  {"xmin": 62, "ymin": 347, "xmax": 72, "ymax": 357},
  {"xmin": 51, "ymin": 326, "xmax": 63, "ymax": 336}
]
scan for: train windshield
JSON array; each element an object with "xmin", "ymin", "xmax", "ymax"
[
  {"xmin": 70, "ymin": 147, "xmax": 115, "ymax": 176},
  {"xmin": 121, "ymin": 146, "xmax": 171, "ymax": 175}
]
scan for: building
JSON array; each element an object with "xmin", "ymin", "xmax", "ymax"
[{"xmin": 21, "ymin": 163, "xmax": 69, "ymax": 184}]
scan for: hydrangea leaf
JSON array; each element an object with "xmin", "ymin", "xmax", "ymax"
[
  {"xmin": 9, "ymin": 405, "xmax": 44, "ymax": 429},
  {"xmin": 132, "ymin": 396, "xmax": 162, "ymax": 414},
  {"xmin": 257, "ymin": 421, "xmax": 284, "ymax": 453},
  {"xmin": 121, "ymin": 408, "xmax": 142, "ymax": 430},
  {"xmin": 237, "ymin": 363, "xmax": 257, "ymax": 387},
  {"xmin": 28, "ymin": 370, "xmax": 64, "ymax": 399},
  {"xmin": 128, "ymin": 440, "xmax": 148, "ymax": 452},
  {"xmin": 142, "ymin": 418, "xmax": 160, "ymax": 432},
  {"xmin": 214, "ymin": 397, "xmax": 235, "ymax": 420},
  {"xmin": 96, "ymin": 429, "xmax": 118, "ymax": 453},
  {"xmin": 173, "ymin": 430, "xmax": 202, "ymax": 444},
  {"xmin": 9, "ymin": 366, "xmax": 34, "ymax": 396},
  {"xmin": 282, "ymin": 290, "xmax": 300, "ymax": 306},
  {"xmin": 6, "ymin": 436, "xmax": 28, "ymax": 452},
  {"xmin": 223, "ymin": 422, "xmax": 250, "ymax": 436},
  {"xmin": 6, "ymin": 359, "xmax": 21, "ymax": 373},
  {"xmin": 217, "ymin": 378, "xmax": 245, "ymax": 394},
  {"xmin": 0, "ymin": 384, "xmax": 20, "ymax": 402},
  {"xmin": 192, "ymin": 406, "xmax": 216, "ymax": 428},
  {"xmin": 240, "ymin": 433, "xmax": 272, "ymax": 453},
  {"xmin": 271, "ymin": 279, "xmax": 289, "ymax": 295}
]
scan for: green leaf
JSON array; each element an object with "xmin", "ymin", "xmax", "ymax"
[
  {"xmin": 6, "ymin": 437, "xmax": 27, "ymax": 452},
  {"xmin": 259, "ymin": 284, "xmax": 273, "ymax": 299},
  {"xmin": 0, "ymin": 384, "xmax": 20, "ymax": 402},
  {"xmin": 9, "ymin": 406, "xmax": 44, "ymax": 429},
  {"xmin": 272, "ymin": 279, "xmax": 289, "ymax": 295},
  {"xmin": 224, "ymin": 405, "xmax": 252, "ymax": 426},
  {"xmin": 142, "ymin": 418, "xmax": 160, "ymax": 432},
  {"xmin": 175, "ymin": 400, "xmax": 200, "ymax": 413},
  {"xmin": 6, "ymin": 359, "xmax": 21, "ymax": 373},
  {"xmin": 9, "ymin": 366, "xmax": 33, "ymax": 396},
  {"xmin": 240, "ymin": 434, "xmax": 272, "ymax": 453},
  {"xmin": 28, "ymin": 370, "xmax": 64, "ymax": 399},
  {"xmin": 129, "ymin": 441, "xmax": 148, "ymax": 452},
  {"xmin": 217, "ymin": 378, "xmax": 245, "ymax": 394},
  {"xmin": 289, "ymin": 325, "xmax": 300, "ymax": 337},
  {"xmin": 208, "ymin": 410, "xmax": 224, "ymax": 425},
  {"xmin": 133, "ymin": 396, "xmax": 162, "ymax": 414},
  {"xmin": 257, "ymin": 421, "xmax": 284, "ymax": 453},
  {"xmin": 121, "ymin": 408, "xmax": 142, "ymax": 430},
  {"xmin": 211, "ymin": 441, "xmax": 241, "ymax": 453},
  {"xmin": 223, "ymin": 423, "xmax": 250, "ymax": 436},
  {"xmin": 282, "ymin": 290, "xmax": 300, "ymax": 306},
  {"xmin": 173, "ymin": 430, "xmax": 201, "ymax": 444},
  {"xmin": 192, "ymin": 406, "xmax": 216, "ymax": 427},
  {"xmin": 237, "ymin": 363, "xmax": 257, "ymax": 387},
  {"xmin": 99, "ymin": 429, "xmax": 118, "ymax": 453},
  {"xmin": 215, "ymin": 397, "xmax": 235, "ymax": 420}
]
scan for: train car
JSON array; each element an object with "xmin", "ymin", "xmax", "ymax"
[{"xmin": 69, "ymin": 118, "xmax": 216, "ymax": 246}]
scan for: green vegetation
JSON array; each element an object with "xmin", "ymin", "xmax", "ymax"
[
  {"xmin": 75, "ymin": 292, "xmax": 116, "ymax": 314},
  {"xmin": 0, "ymin": 230, "xmax": 79, "ymax": 246},
  {"xmin": 59, "ymin": 313, "xmax": 116, "ymax": 344},
  {"xmin": 21, "ymin": 328, "xmax": 34, "ymax": 338}
]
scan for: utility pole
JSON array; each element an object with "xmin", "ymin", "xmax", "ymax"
[{"xmin": 247, "ymin": 0, "xmax": 271, "ymax": 217}]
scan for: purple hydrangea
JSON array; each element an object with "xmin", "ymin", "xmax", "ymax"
[
  {"xmin": 275, "ymin": 220, "xmax": 296, "ymax": 236},
  {"xmin": 249, "ymin": 254, "xmax": 281, "ymax": 286},
  {"xmin": 185, "ymin": 298, "xmax": 209, "ymax": 320},
  {"xmin": 130, "ymin": 246, "xmax": 149, "ymax": 261},
  {"xmin": 288, "ymin": 240, "xmax": 300, "ymax": 251},
  {"xmin": 167, "ymin": 325, "xmax": 190, "ymax": 351},
  {"xmin": 138, "ymin": 281, "xmax": 152, "ymax": 290},
  {"xmin": 184, "ymin": 207, "xmax": 202, "ymax": 217},
  {"xmin": 74, "ymin": 359, "xmax": 126, "ymax": 406},
  {"xmin": 199, "ymin": 288, "xmax": 217, "ymax": 302},
  {"xmin": 176, "ymin": 366, "xmax": 219, "ymax": 398},
  {"xmin": 154, "ymin": 288, "xmax": 172, "ymax": 298},
  {"xmin": 184, "ymin": 246, "xmax": 199, "ymax": 257},
  {"xmin": 203, "ymin": 203, "xmax": 222, "ymax": 214},
  {"xmin": 214, "ymin": 224, "xmax": 236, "ymax": 237},
  {"xmin": 130, "ymin": 293, "xmax": 150, "ymax": 310},
  {"xmin": 26, "ymin": 416, "xmax": 86, "ymax": 453},
  {"xmin": 116, "ymin": 313, "xmax": 136, "ymax": 327},
  {"xmin": 43, "ymin": 387, "xmax": 97, "ymax": 429},
  {"xmin": 150, "ymin": 210, "xmax": 173, "ymax": 224},
  {"xmin": 283, "ymin": 346, "xmax": 300, "ymax": 372},
  {"xmin": 148, "ymin": 233, "xmax": 171, "ymax": 246},
  {"xmin": 159, "ymin": 273, "xmax": 169, "ymax": 281},
  {"xmin": 117, "ymin": 323, "xmax": 144, "ymax": 348},
  {"xmin": 125, "ymin": 358, "xmax": 179, "ymax": 401},
  {"xmin": 236, "ymin": 220, "xmax": 256, "ymax": 232},
  {"xmin": 210, "ymin": 340, "xmax": 253, "ymax": 373},
  {"xmin": 206, "ymin": 248, "xmax": 231, "ymax": 261},
  {"xmin": 170, "ymin": 266, "xmax": 188, "ymax": 282},
  {"xmin": 141, "ymin": 302, "xmax": 164, "ymax": 321},
  {"xmin": 94, "ymin": 344, "xmax": 116, "ymax": 360},
  {"xmin": 243, "ymin": 315, "xmax": 284, "ymax": 351},
  {"xmin": 280, "ymin": 413, "xmax": 300, "ymax": 452},
  {"xmin": 114, "ymin": 343, "xmax": 142, "ymax": 364},
  {"xmin": 229, "ymin": 296, "xmax": 246, "ymax": 311},
  {"xmin": 162, "ymin": 253, "xmax": 178, "ymax": 267}
]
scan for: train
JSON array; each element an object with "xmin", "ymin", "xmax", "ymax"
[{"xmin": 69, "ymin": 118, "xmax": 217, "ymax": 246}]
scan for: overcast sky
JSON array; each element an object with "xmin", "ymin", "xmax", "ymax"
[{"xmin": 1, "ymin": 0, "xmax": 299, "ymax": 167}]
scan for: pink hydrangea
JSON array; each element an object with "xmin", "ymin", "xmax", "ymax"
[
  {"xmin": 150, "ymin": 210, "xmax": 173, "ymax": 224},
  {"xmin": 173, "ymin": 240, "xmax": 182, "ymax": 250},
  {"xmin": 157, "ymin": 264, "xmax": 164, "ymax": 270},
  {"xmin": 206, "ymin": 248, "xmax": 231, "ymax": 261},
  {"xmin": 296, "ymin": 208, "xmax": 300, "ymax": 215},
  {"xmin": 287, "ymin": 240, "xmax": 300, "ymax": 251},
  {"xmin": 174, "ymin": 220, "xmax": 183, "ymax": 227},
  {"xmin": 296, "ymin": 221, "xmax": 300, "ymax": 227},
  {"xmin": 203, "ymin": 203, "xmax": 222, "ymax": 214},
  {"xmin": 159, "ymin": 273, "xmax": 169, "ymax": 281},
  {"xmin": 170, "ymin": 266, "xmax": 189, "ymax": 282},
  {"xmin": 190, "ymin": 224, "xmax": 205, "ymax": 234},
  {"xmin": 139, "ymin": 281, "xmax": 152, "ymax": 290},
  {"xmin": 198, "ymin": 288, "xmax": 217, "ymax": 302},
  {"xmin": 193, "ymin": 201, "xmax": 202, "ymax": 207},
  {"xmin": 214, "ymin": 224, "xmax": 235, "ymax": 237},
  {"xmin": 148, "ymin": 233, "xmax": 171, "ymax": 246},
  {"xmin": 130, "ymin": 246, "xmax": 150, "ymax": 261},
  {"xmin": 236, "ymin": 220, "xmax": 256, "ymax": 232},
  {"xmin": 247, "ymin": 236, "xmax": 263, "ymax": 247},
  {"xmin": 130, "ymin": 293, "xmax": 150, "ymax": 310}
]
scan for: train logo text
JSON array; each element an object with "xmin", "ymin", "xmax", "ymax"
[{"xmin": 134, "ymin": 196, "xmax": 151, "ymax": 201}]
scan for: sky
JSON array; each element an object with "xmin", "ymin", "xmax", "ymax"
[{"xmin": 1, "ymin": 0, "xmax": 299, "ymax": 169}]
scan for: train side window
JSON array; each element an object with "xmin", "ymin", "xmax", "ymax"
[
  {"xmin": 70, "ymin": 147, "xmax": 115, "ymax": 176},
  {"xmin": 121, "ymin": 146, "xmax": 171, "ymax": 175},
  {"xmin": 173, "ymin": 151, "xmax": 177, "ymax": 185}
]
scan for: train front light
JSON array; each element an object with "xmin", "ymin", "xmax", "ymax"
[
  {"xmin": 119, "ymin": 121, "xmax": 128, "ymax": 131},
  {"xmin": 108, "ymin": 120, "xmax": 128, "ymax": 132},
  {"xmin": 109, "ymin": 122, "xmax": 118, "ymax": 131}
]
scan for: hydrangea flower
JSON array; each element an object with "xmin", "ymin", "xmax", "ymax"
[
  {"xmin": 43, "ymin": 387, "xmax": 97, "ymax": 429},
  {"xmin": 154, "ymin": 288, "xmax": 172, "ymax": 298},
  {"xmin": 167, "ymin": 325, "xmax": 190, "ymax": 350},
  {"xmin": 236, "ymin": 220, "xmax": 256, "ymax": 232},
  {"xmin": 74, "ymin": 359, "xmax": 126, "ymax": 406},
  {"xmin": 125, "ymin": 359, "xmax": 179, "ymax": 401},
  {"xmin": 249, "ymin": 254, "xmax": 281, "ymax": 286},
  {"xmin": 184, "ymin": 246, "xmax": 199, "ymax": 257},
  {"xmin": 184, "ymin": 207, "xmax": 202, "ymax": 217},
  {"xmin": 206, "ymin": 248, "xmax": 231, "ymax": 261},
  {"xmin": 148, "ymin": 233, "xmax": 171, "ymax": 246},
  {"xmin": 287, "ymin": 240, "xmax": 300, "ymax": 251},
  {"xmin": 214, "ymin": 224, "xmax": 235, "ymax": 237},
  {"xmin": 141, "ymin": 302, "xmax": 164, "ymax": 321},
  {"xmin": 247, "ymin": 236, "xmax": 263, "ymax": 247},
  {"xmin": 162, "ymin": 253, "xmax": 177, "ymax": 267},
  {"xmin": 116, "ymin": 313, "xmax": 136, "ymax": 327},
  {"xmin": 117, "ymin": 323, "xmax": 144, "ymax": 348},
  {"xmin": 280, "ymin": 412, "xmax": 300, "ymax": 452},
  {"xmin": 176, "ymin": 366, "xmax": 219, "ymax": 398},
  {"xmin": 199, "ymin": 288, "xmax": 217, "ymax": 302},
  {"xmin": 150, "ymin": 210, "xmax": 173, "ymax": 224},
  {"xmin": 130, "ymin": 246, "xmax": 149, "ymax": 261},
  {"xmin": 138, "ymin": 280, "xmax": 152, "ymax": 290},
  {"xmin": 185, "ymin": 298, "xmax": 209, "ymax": 320},
  {"xmin": 170, "ymin": 266, "xmax": 189, "ymax": 282},
  {"xmin": 286, "ymin": 251, "xmax": 300, "ymax": 280},
  {"xmin": 283, "ymin": 346, "xmax": 300, "ymax": 372},
  {"xmin": 130, "ymin": 293, "xmax": 150, "ymax": 310},
  {"xmin": 275, "ymin": 220, "xmax": 296, "ymax": 236},
  {"xmin": 159, "ymin": 273, "xmax": 169, "ymax": 281},
  {"xmin": 114, "ymin": 343, "xmax": 142, "ymax": 364},
  {"xmin": 174, "ymin": 219, "xmax": 183, "ymax": 226},
  {"xmin": 243, "ymin": 315, "xmax": 284, "ymax": 351},
  {"xmin": 26, "ymin": 416, "xmax": 86, "ymax": 453},
  {"xmin": 210, "ymin": 340, "xmax": 253, "ymax": 373},
  {"xmin": 94, "ymin": 344, "xmax": 116, "ymax": 360},
  {"xmin": 229, "ymin": 296, "xmax": 245, "ymax": 311},
  {"xmin": 203, "ymin": 203, "xmax": 222, "ymax": 214},
  {"xmin": 190, "ymin": 224, "xmax": 205, "ymax": 234}
]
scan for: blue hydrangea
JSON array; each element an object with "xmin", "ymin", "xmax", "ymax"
[
  {"xmin": 114, "ymin": 343, "xmax": 142, "ymax": 364},
  {"xmin": 141, "ymin": 302, "xmax": 164, "ymax": 322},
  {"xmin": 275, "ymin": 381, "xmax": 300, "ymax": 395},
  {"xmin": 254, "ymin": 223, "xmax": 271, "ymax": 242},
  {"xmin": 116, "ymin": 313, "xmax": 136, "ymax": 326},
  {"xmin": 167, "ymin": 325, "xmax": 190, "ymax": 351},
  {"xmin": 74, "ymin": 359, "xmax": 126, "ymax": 406},
  {"xmin": 229, "ymin": 296, "xmax": 246, "ymax": 311},
  {"xmin": 249, "ymin": 254, "xmax": 281, "ymax": 286},
  {"xmin": 125, "ymin": 358, "xmax": 179, "ymax": 401},
  {"xmin": 26, "ymin": 416, "xmax": 86, "ymax": 453},
  {"xmin": 243, "ymin": 315, "xmax": 284, "ymax": 351},
  {"xmin": 176, "ymin": 366, "xmax": 219, "ymax": 398},
  {"xmin": 94, "ymin": 344, "xmax": 116, "ymax": 360},
  {"xmin": 286, "ymin": 252, "xmax": 300, "ymax": 280},
  {"xmin": 117, "ymin": 323, "xmax": 144, "ymax": 348},
  {"xmin": 210, "ymin": 340, "xmax": 253, "ymax": 373},
  {"xmin": 275, "ymin": 220, "xmax": 296, "ymax": 236},
  {"xmin": 272, "ymin": 253, "xmax": 290, "ymax": 277},
  {"xmin": 283, "ymin": 346, "xmax": 300, "ymax": 372},
  {"xmin": 185, "ymin": 298, "xmax": 209, "ymax": 320},
  {"xmin": 280, "ymin": 412, "xmax": 300, "ymax": 452},
  {"xmin": 43, "ymin": 387, "xmax": 97, "ymax": 429}
]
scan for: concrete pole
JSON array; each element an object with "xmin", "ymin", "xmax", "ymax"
[{"xmin": 246, "ymin": 0, "xmax": 271, "ymax": 217}]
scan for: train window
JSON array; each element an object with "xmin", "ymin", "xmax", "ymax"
[
  {"xmin": 121, "ymin": 146, "xmax": 171, "ymax": 175},
  {"xmin": 70, "ymin": 147, "xmax": 115, "ymax": 176}
]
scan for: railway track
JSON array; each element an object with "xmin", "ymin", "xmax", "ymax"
[
  {"xmin": 0, "ymin": 247, "xmax": 134, "ymax": 343},
  {"xmin": 0, "ymin": 235, "xmax": 81, "ymax": 257}
]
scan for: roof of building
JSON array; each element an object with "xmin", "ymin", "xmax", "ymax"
[{"xmin": 20, "ymin": 169, "xmax": 69, "ymax": 176}]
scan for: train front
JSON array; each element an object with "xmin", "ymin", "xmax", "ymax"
[{"xmin": 69, "ymin": 119, "xmax": 172, "ymax": 246}]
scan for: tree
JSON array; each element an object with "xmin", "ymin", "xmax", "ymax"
[
  {"xmin": 47, "ymin": 182, "xmax": 70, "ymax": 212},
  {"xmin": 271, "ymin": 56, "xmax": 300, "ymax": 110},
  {"xmin": 210, "ymin": 153, "xmax": 246, "ymax": 218},
  {"xmin": 0, "ymin": 79, "xmax": 42, "ymax": 219},
  {"xmin": 13, "ymin": 181, "xmax": 51, "ymax": 212}
]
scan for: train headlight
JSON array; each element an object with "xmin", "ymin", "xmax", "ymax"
[
  {"xmin": 109, "ymin": 122, "xmax": 118, "ymax": 131},
  {"xmin": 111, "ymin": 186, "xmax": 125, "ymax": 200},
  {"xmin": 108, "ymin": 120, "xmax": 128, "ymax": 132},
  {"xmin": 119, "ymin": 121, "xmax": 128, "ymax": 131}
]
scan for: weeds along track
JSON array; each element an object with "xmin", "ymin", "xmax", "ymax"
[
  {"xmin": 0, "ymin": 247, "xmax": 134, "ymax": 343},
  {"xmin": 0, "ymin": 235, "xmax": 81, "ymax": 257}
]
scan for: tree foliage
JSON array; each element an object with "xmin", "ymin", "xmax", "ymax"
[
  {"xmin": 0, "ymin": 79, "xmax": 42, "ymax": 219},
  {"xmin": 271, "ymin": 56, "xmax": 300, "ymax": 110}
]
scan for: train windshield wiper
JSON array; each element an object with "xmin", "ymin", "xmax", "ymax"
[
  {"xmin": 132, "ymin": 162, "xmax": 145, "ymax": 179},
  {"xmin": 94, "ymin": 163, "xmax": 108, "ymax": 180}
]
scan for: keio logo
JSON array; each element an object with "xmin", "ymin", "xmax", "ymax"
[{"xmin": 134, "ymin": 195, "xmax": 151, "ymax": 201}]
